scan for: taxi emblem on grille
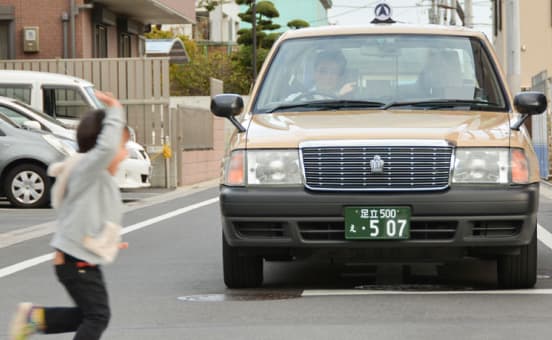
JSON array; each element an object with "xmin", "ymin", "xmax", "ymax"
[{"xmin": 370, "ymin": 155, "xmax": 385, "ymax": 173}]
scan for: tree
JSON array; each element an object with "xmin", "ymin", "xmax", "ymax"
[
  {"xmin": 236, "ymin": 0, "xmax": 281, "ymax": 48},
  {"xmin": 198, "ymin": 0, "xmax": 222, "ymax": 12},
  {"xmin": 287, "ymin": 19, "xmax": 310, "ymax": 30}
]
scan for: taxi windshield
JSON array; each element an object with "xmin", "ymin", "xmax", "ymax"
[{"xmin": 253, "ymin": 34, "xmax": 508, "ymax": 113}]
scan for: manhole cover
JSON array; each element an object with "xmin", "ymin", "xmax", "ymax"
[{"xmin": 178, "ymin": 291, "xmax": 301, "ymax": 302}]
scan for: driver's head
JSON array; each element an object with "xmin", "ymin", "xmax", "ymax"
[{"xmin": 313, "ymin": 50, "xmax": 347, "ymax": 93}]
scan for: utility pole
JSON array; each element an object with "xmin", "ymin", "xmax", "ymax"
[
  {"xmin": 252, "ymin": 0, "xmax": 257, "ymax": 81},
  {"xmin": 505, "ymin": 0, "xmax": 521, "ymax": 94},
  {"xmin": 449, "ymin": 0, "xmax": 456, "ymax": 25},
  {"xmin": 464, "ymin": 0, "xmax": 473, "ymax": 28},
  {"xmin": 429, "ymin": 0, "xmax": 438, "ymax": 24}
]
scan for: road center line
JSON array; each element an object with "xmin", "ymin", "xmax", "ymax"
[{"xmin": 0, "ymin": 197, "xmax": 219, "ymax": 279}]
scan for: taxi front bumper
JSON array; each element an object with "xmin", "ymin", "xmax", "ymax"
[{"xmin": 219, "ymin": 183, "xmax": 539, "ymax": 260}]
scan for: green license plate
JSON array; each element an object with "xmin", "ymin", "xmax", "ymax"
[{"xmin": 345, "ymin": 207, "xmax": 411, "ymax": 240}]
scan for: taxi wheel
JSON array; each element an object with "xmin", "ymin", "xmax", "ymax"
[
  {"xmin": 497, "ymin": 230, "xmax": 537, "ymax": 289},
  {"xmin": 4, "ymin": 164, "xmax": 51, "ymax": 209},
  {"xmin": 222, "ymin": 234, "xmax": 263, "ymax": 288}
]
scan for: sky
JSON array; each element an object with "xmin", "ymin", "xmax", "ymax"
[{"xmin": 327, "ymin": 0, "xmax": 493, "ymax": 38}]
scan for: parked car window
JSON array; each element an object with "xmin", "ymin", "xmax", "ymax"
[
  {"xmin": 0, "ymin": 104, "xmax": 29, "ymax": 126},
  {"xmin": 0, "ymin": 110, "xmax": 19, "ymax": 127},
  {"xmin": 0, "ymin": 85, "xmax": 32, "ymax": 104},
  {"xmin": 12, "ymin": 99, "xmax": 67, "ymax": 128},
  {"xmin": 43, "ymin": 86, "xmax": 89, "ymax": 119},
  {"xmin": 253, "ymin": 35, "xmax": 507, "ymax": 113},
  {"xmin": 84, "ymin": 86, "xmax": 106, "ymax": 109}
]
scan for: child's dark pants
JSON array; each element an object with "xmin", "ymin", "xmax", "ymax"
[{"xmin": 43, "ymin": 253, "xmax": 110, "ymax": 340}]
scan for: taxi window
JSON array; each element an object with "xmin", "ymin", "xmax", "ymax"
[{"xmin": 253, "ymin": 35, "xmax": 507, "ymax": 113}]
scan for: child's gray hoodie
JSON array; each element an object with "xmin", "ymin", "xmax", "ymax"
[{"xmin": 48, "ymin": 106, "xmax": 125, "ymax": 265}]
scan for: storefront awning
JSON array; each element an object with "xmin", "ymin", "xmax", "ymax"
[{"xmin": 145, "ymin": 39, "xmax": 190, "ymax": 64}]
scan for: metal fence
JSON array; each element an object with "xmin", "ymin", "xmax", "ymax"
[{"xmin": 530, "ymin": 70, "xmax": 551, "ymax": 179}]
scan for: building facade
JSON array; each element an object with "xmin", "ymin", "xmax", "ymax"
[
  {"xmin": 164, "ymin": 0, "xmax": 241, "ymax": 43},
  {"xmin": 0, "ymin": 0, "xmax": 195, "ymax": 60},
  {"xmin": 492, "ymin": 0, "xmax": 552, "ymax": 90}
]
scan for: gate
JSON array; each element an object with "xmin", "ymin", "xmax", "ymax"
[{"xmin": 530, "ymin": 70, "xmax": 551, "ymax": 179}]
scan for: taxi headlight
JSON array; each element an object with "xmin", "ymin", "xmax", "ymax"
[
  {"xmin": 247, "ymin": 150, "xmax": 302, "ymax": 185},
  {"xmin": 452, "ymin": 148, "xmax": 509, "ymax": 184}
]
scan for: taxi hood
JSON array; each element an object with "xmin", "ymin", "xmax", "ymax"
[{"xmin": 245, "ymin": 110, "xmax": 512, "ymax": 148}]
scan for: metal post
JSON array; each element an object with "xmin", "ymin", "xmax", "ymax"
[
  {"xmin": 449, "ymin": 0, "xmax": 456, "ymax": 25},
  {"xmin": 252, "ymin": 0, "xmax": 257, "ymax": 81},
  {"xmin": 464, "ymin": 0, "xmax": 473, "ymax": 28},
  {"xmin": 61, "ymin": 12, "xmax": 69, "ymax": 59},
  {"xmin": 70, "ymin": 0, "xmax": 76, "ymax": 58},
  {"xmin": 505, "ymin": 0, "xmax": 521, "ymax": 94}
]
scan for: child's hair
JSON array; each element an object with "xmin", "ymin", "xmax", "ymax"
[
  {"xmin": 77, "ymin": 109, "xmax": 106, "ymax": 153},
  {"xmin": 77, "ymin": 110, "xmax": 130, "ymax": 153}
]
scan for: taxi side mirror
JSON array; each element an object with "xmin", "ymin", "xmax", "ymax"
[
  {"xmin": 211, "ymin": 94, "xmax": 245, "ymax": 133},
  {"xmin": 514, "ymin": 91, "xmax": 547, "ymax": 115},
  {"xmin": 511, "ymin": 91, "xmax": 547, "ymax": 130}
]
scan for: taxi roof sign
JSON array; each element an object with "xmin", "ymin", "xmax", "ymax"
[{"xmin": 372, "ymin": 2, "xmax": 395, "ymax": 24}]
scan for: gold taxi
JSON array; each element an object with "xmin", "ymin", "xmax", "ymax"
[{"xmin": 211, "ymin": 11, "xmax": 546, "ymax": 289}]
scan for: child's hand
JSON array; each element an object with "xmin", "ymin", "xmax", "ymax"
[
  {"xmin": 118, "ymin": 242, "xmax": 129, "ymax": 249},
  {"xmin": 95, "ymin": 91, "xmax": 122, "ymax": 108}
]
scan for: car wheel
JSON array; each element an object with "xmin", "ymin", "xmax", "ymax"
[
  {"xmin": 4, "ymin": 164, "xmax": 50, "ymax": 208},
  {"xmin": 497, "ymin": 229, "xmax": 537, "ymax": 289},
  {"xmin": 222, "ymin": 234, "xmax": 263, "ymax": 288}
]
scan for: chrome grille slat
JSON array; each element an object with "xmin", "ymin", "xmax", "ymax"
[{"xmin": 302, "ymin": 144, "xmax": 453, "ymax": 191}]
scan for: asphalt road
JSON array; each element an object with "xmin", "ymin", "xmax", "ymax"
[{"xmin": 1, "ymin": 181, "xmax": 552, "ymax": 339}]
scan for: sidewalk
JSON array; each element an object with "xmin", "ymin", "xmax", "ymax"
[
  {"xmin": 540, "ymin": 180, "xmax": 552, "ymax": 200},
  {"xmin": 0, "ymin": 179, "xmax": 219, "ymax": 248}
]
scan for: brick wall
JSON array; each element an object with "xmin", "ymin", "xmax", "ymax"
[
  {"xmin": 4, "ymin": 0, "xmax": 144, "ymax": 60},
  {"xmin": 10, "ymin": 0, "xmax": 68, "ymax": 59}
]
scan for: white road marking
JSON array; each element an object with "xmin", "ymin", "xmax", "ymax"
[
  {"xmin": 302, "ymin": 289, "xmax": 552, "ymax": 296},
  {"xmin": 537, "ymin": 223, "xmax": 552, "ymax": 250},
  {"xmin": 0, "ymin": 197, "xmax": 219, "ymax": 279}
]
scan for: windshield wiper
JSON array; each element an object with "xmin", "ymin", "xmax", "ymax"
[
  {"xmin": 264, "ymin": 100, "xmax": 384, "ymax": 113},
  {"xmin": 382, "ymin": 99, "xmax": 503, "ymax": 110}
]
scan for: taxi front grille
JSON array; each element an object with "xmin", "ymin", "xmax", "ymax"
[{"xmin": 301, "ymin": 145, "xmax": 453, "ymax": 191}]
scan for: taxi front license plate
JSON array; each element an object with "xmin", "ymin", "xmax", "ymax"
[{"xmin": 345, "ymin": 207, "xmax": 410, "ymax": 240}]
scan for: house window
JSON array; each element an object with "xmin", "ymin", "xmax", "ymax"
[
  {"xmin": 119, "ymin": 33, "xmax": 131, "ymax": 57},
  {"xmin": 94, "ymin": 24, "xmax": 108, "ymax": 58},
  {"xmin": 0, "ymin": 20, "xmax": 11, "ymax": 59}
]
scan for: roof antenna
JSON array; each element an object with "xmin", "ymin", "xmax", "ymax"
[{"xmin": 371, "ymin": 1, "xmax": 396, "ymax": 24}]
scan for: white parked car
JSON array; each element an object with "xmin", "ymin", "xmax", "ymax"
[{"xmin": 0, "ymin": 96, "xmax": 151, "ymax": 189}]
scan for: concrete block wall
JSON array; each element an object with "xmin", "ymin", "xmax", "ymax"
[{"xmin": 170, "ymin": 96, "xmax": 248, "ymax": 186}]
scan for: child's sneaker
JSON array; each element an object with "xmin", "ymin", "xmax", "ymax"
[{"xmin": 9, "ymin": 302, "xmax": 36, "ymax": 340}]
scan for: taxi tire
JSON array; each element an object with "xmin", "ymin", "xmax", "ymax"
[
  {"xmin": 222, "ymin": 234, "xmax": 263, "ymax": 288},
  {"xmin": 497, "ymin": 230, "xmax": 537, "ymax": 289}
]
